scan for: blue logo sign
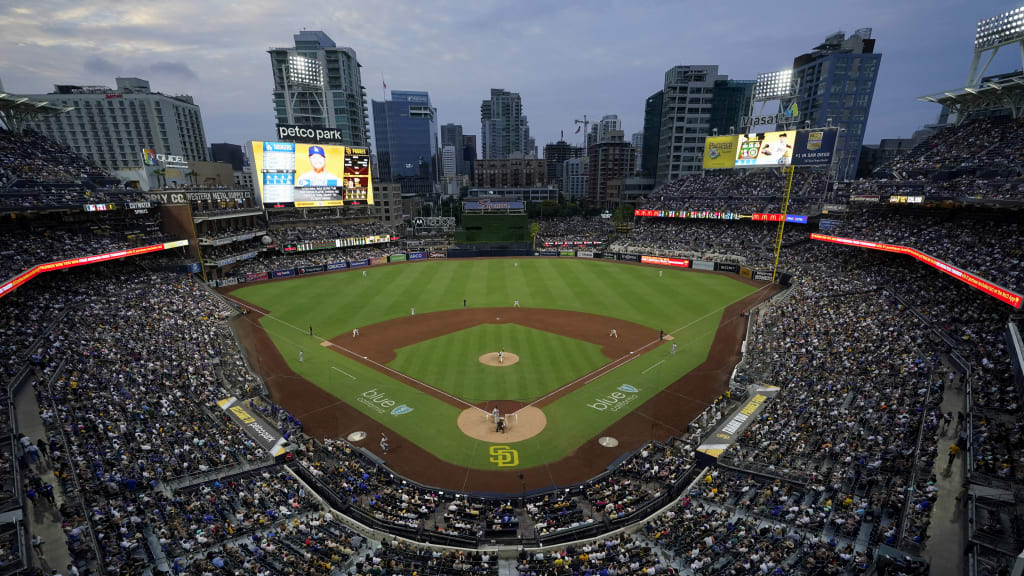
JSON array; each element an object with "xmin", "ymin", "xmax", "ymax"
[
  {"xmin": 617, "ymin": 384, "xmax": 638, "ymax": 393},
  {"xmin": 391, "ymin": 405, "xmax": 414, "ymax": 416}
]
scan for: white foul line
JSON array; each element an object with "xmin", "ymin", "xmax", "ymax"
[
  {"xmin": 332, "ymin": 366, "xmax": 357, "ymax": 380},
  {"xmin": 641, "ymin": 360, "xmax": 665, "ymax": 375}
]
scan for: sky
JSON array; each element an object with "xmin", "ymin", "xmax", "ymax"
[{"xmin": 1, "ymin": 1, "xmax": 1021, "ymax": 154}]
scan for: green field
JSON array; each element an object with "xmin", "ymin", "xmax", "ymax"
[
  {"xmin": 390, "ymin": 324, "xmax": 609, "ymax": 402},
  {"xmin": 231, "ymin": 258, "xmax": 757, "ymax": 469}
]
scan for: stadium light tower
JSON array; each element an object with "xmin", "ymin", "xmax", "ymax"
[{"xmin": 969, "ymin": 7, "xmax": 1024, "ymax": 87}]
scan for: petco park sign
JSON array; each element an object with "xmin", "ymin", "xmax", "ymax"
[{"xmin": 277, "ymin": 124, "xmax": 346, "ymax": 145}]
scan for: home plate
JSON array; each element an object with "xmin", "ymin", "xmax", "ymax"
[
  {"xmin": 347, "ymin": 431, "xmax": 367, "ymax": 442},
  {"xmin": 598, "ymin": 437, "xmax": 619, "ymax": 448}
]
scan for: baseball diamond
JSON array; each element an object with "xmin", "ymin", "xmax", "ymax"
[{"xmin": 227, "ymin": 257, "xmax": 772, "ymax": 492}]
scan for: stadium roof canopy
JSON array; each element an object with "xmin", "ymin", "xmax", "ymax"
[
  {"xmin": 918, "ymin": 74, "xmax": 1024, "ymax": 120},
  {"xmin": 0, "ymin": 92, "xmax": 75, "ymax": 134}
]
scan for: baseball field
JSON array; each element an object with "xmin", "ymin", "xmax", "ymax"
[{"xmin": 227, "ymin": 258, "xmax": 771, "ymax": 492}]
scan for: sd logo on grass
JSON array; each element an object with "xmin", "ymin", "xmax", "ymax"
[
  {"xmin": 617, "ymin": 384, "xmax": 638, "ymax": 393},
  {"xmin": 489, "ymin": 445, "xmax": 519, "ymax": 467}
]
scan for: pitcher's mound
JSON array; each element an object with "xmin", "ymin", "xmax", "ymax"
[
  {"xmin": 479, "ymin": 352, "xmax": 519, "ymax": 367},
  {"xmin": 457, "ymin": 406, "xmax": 546, "ymax": 443}
]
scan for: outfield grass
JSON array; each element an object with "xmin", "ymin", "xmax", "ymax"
[
  {"xmin": 232, "ymin": 258, "xmax": 758, "ymax": 469},
  {"xmin": 389, "ymin": 324, "xmax": 609, "ymax": 402}
]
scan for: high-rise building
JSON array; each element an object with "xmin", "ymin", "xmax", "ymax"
[
  {"xmin": 480, "ymin": 89, "xmax": 533, "ymax": 159},
  {"xmin": 790, "ymin": 29, "xmax": 881, "ymax": 180},
  {"xmin": 542, "ymin": 140, "xmax": 584, "ymax": 193},
  {"xmin": 462, "ymin": 134, "xmax": 477, "ymax": 178},
  {"xmin": 641, "ymin": 91, "xmax": 663, "ymax": 181},
  {"xmin": 562, "ymin": 157, "xmax": 588, "ymax": 201},
  {"xmin": 630, "ymin": 132, "xmax": 643, "ymax": 175},
  {"xmin": 268, "ymin": 30, "xmax": 369, "ymax": 147},
  {"xmin": 440, "ymin": 123, "xmax": 466, "ymax": 175},
  {"xmin": 472, "ymin": 158, "xmax": 547, "ymax": 188},
  {"xmin": 587, "ymin": 130, "xmax": 635, "ymax": 206},
  {"xmin": 442, "ymin": 145, "xmax": 457, "ymax": 178},
  {"xmin": 210, "ymin": 143, "xmax": 246, "ymax": 171},
  {"xmin": 589, "ymin": 115, "xmax": 622, "ymax": 146},
  {"xmin": 709, "ymin": 79, "xmax": 753, "ymax": 136},
  {"xmin": 21, "ymin": 77, "xmax": 208, "ymax": 172},
  {"xmin": 656, "ymin": 65, "xmax": 731, "ymax": 184},
  {"xmin": 372, "ymin": 90, "xmax": 438, "ymax": 191}
]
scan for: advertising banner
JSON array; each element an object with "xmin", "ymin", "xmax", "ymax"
[
  {"xmin": 537, "ymin": 250, "xmax": 560, "ymax": 257},
  {"xmin": 349, "ymin": 259, "xmax": 369, "ymax": 268},
  {"xmin": 220, "ymin": 278, "xmax": 238, "ymax": 287},
  {"xmin": 389, "ymin": 253, "xmax": 407, "ymax": 262},
  {"xmin": 850, "ymin": 195, "xmax": 880, "ymax": 203},
  {"xmin": 641, "ymin": 256, "xmax": 690, "ymax": 268},
  {"xmin": 692, "ymin": 260, "xmax": 715, "ymax": 271},
  {"xmin": 735, "ymin": 130, "xmax": 796, "ymax": 167},
  {"xmin": 753, "ymin": 270, "xmax": 773, "ymax": 282},
  {"xmin": 751, "ymin": 213, "xmax": 809, "ymax": 224},
  {"xmin": 429, "ymin": 252, "xmax": 447, "ymax": 259},
  {"xmin": 792, "ymin": 128, "xmax": 838, "ymax": 166},
  {"xmin": 559, "ymin": 250, "xmax": 575, "ymax": 257},
  {"xmin": 702, "ymin": 135, "xmax": 739, "ymax": 170},
  {"xmin": 739, "ymin": 267, "xmax": 753, "ymax": 279},
  {"xmin": 716, "ymin": 262, "xmax": 740, "ymax": 273},
  {"xmin": 635, "ymin": 209, "xmax": 740, "ymax": 220},
  {"xmin": 217, "ymin": 397, "xmax": 290, "ymax": 457},
  {"xmin": 326, "ymin": 262, "xmax": 348, "ymax": 271},
  {"xmin": 811, "ymin": 233, "xmax": 1023, "ymax": 309},
  {"xmin": 601, "ymin": 253, "xmax": 618, "ymax": 260},
  {"xmin": 272, "ymin": 269, "xmax": 295, "ymax": 278},
  {"xmin": 823, "ymin": 204, "xmax": 848, "ymax": 212},
  {"xmin": 370, "ymin": 256, "xmax": 388, "ymax": 266},
  {"xmin": 246, "ymin": 272, "xmax": 269, "ymax": 282},
  {"xmin": 407, "ymin": 252, "xmax": 427, "ymax": 261},
  {"xmin": 617, "ymin": 254, "xmax": 640, "ymax": 262},
  {"xmin": 576, "ymin": 251, "xmax": 594, "ymax": 258},
  {"xmin": 297, "ymin": 265, "xmax": 325, "ymax": 275}
]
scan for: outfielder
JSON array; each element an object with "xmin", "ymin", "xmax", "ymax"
[
  {"xmin": 671, "ymin": 343, "xmax": 677, "ymax": 355},
  {"xmin": 299, "ymin": 350, "xmax": 304, "ymax": 363},
  {"xmin": 362, "ymin": 270, "xmax": 367, "ymax": 278},
  {"xmin": 411, "ymin": 307, "xmax": 415, "ymax": 316}
]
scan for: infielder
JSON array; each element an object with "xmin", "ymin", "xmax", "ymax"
[
  {"xmin": 609, "ymin": 329, "xmax": 618, "ymax": 338},
  {"xmin": 513, "ymin": 299, "xmax": 520, "ymax": 308},
  {"xmin": 411, "ymin": 307, "xmax": 415, "ymax": 316},
  {"xmin": 671, "ymin": 343, "xmax": 677, "ymax": 355},
  {"xmin": 353, "ymin": 328, "xmax": 360, "ymax": 338}
]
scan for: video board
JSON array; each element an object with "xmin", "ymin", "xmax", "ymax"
[
  {"xmin": 702, "ymin": 136, "xmax": 739, "ymax": 170},
  {"xmin": 250, "ymin": 141, "xmax": 373, "ymax": 207},
  {"xmin": 735, "ymin": 130, "xmax": 796, "ymax": 167}
]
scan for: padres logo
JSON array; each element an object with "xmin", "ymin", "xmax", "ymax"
[{"xmin": 489, "ymin": 445, "xmax": 519, "ymax": 467}]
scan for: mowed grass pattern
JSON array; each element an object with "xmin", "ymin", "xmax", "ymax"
[
  {"xmin": 232, "ymin": 259, "xmax": 759, "ymax": 469},
  {"xmin": 388, "ymin": 324, "xmax": 609, "ymax": 402}
]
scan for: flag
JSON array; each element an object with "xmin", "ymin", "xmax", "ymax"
[
  {"xmin": 383, "ymin": 80, "xmax": 387, "ymax": 90},
  {"xmin": 575, "ymin": 126, "xmax": 581, "ymax": 134}
]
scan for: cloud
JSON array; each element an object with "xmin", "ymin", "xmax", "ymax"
[
  {"xmin": 83, "ymin": 56, "xmax": 122, "ymax": 76},
  {"xmin": 148, "ymin": 61, "xmax": 198, "ymax": 80}
]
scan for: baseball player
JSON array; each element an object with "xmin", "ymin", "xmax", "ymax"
[
  {"xmin": 353, "ymin": 328, "xmax": 359, "ymax": 338},
  {"xmin": 514, "ymin": 262, "xmax": 518, "ymax": 268},
  {"xmin": 513, "ymin": 299, "xmax": 520, "ymax": 308},
  {"xmin": 659, "ymin": 270, "xmax": 663, "ymax": 278},
  {"xmin": 362, "ymin": 270, "xmax": 367, "ymax": 278},
  {"xmin": 492, "ymin": 407, "xmax": 500, "ymax": 422},
  {"xmin": 671, "ymin": 343, "xmax": 677, "ymax": 355},
  {"xmin": 498, "ymin": 349, "xmax": 504, "ymax": 364},
  {"xmin": 309, "ymin": 325, "xmax": 313, "ymax": 336},
  {"xmin": 299, "ymin": 350, "xmax": 304, "ymax": 363},
  {"xmin": 380, "ymin": 433, "xmax": 388, "ymax": 455},
  {"xmin": 609, "ymin": 329, "xmax": 618, "ymax": 338},
  {"xmin": 411, "ymin": 307, "xmax": 415, "ymax": 316}
]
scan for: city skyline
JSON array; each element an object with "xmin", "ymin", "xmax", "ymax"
[{"xmin": 0, "ymin": 1, "xmax": 1017, "ymax": 156}]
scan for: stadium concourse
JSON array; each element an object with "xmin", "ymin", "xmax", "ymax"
[{"xmin": 0, "ymin": 120, "xmax": 1022, "ymax": 576}]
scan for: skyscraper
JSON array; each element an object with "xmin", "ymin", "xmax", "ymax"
[
  {"xmin": 268, "ymin": 30, "xmax": 369, "ymax": 147},
  {"xmin": 441, "ymin": 123, "xmax": 467, "ymax": 175},
  {"xmin": 641, "ymin": 91, "xmax": 663, "ymax": 181},
  {"xmin": 709, "ymin": 80, "xmax": 753, "ymax": 136},
  {"xmin": 631, "ymin": 132, "xmax": 643, "ymax": 175},
  {"xmin": 462, "ymin": 135, "xmax": 477, "ymax": 179},
  {"xmin": 587, "ymin": 129, "xmax": 635, "ymax": 206},
  {"xmin": 790, "ymin": 29, "xmax": 881, "ymax": 180},
  {"xmin": 372, "ymin": 91, "xmax": 438, "ymax": 191},
  {"xmin": 480, "ymin": 89, "xmax": 533, "ymax": 159}
]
